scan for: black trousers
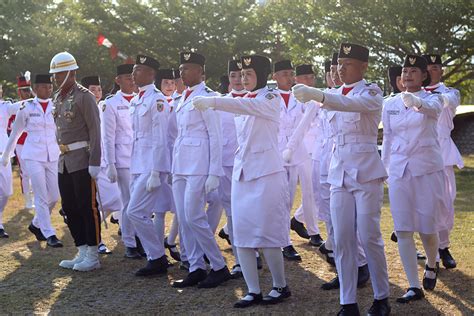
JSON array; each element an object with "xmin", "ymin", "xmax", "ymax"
[{"xmin": 58, "ymin": 167, "xmax": 101, "ymax": 246}]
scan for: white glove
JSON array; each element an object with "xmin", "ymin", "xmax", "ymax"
[
  {"xmin": 401, "ymin": 92, "xmax": 422, "ymax": 109},
  {"xmin": 88, "ymin": 166, "xmax": 101, "ymax": 179},
  {"xmin": 193, "ymin": 96, "xmax": 215, "ymax": 111},
  {"xmin": 292, "ymin": 84, "xmax": 325, "ymax": 103},
  {"xmin": 146, "ymin": 170, "xmax": 161, "ymax": 192},
  {"xmin": 282, "ymin": 148, "xmax": 293, "ymax": 163},
  {"xmin": 106, "ymin": 164, "xmax": 118, "ymax": 183},
  {"xmin": 1, "ymin": 153, "xmax": 10, "ymax": 167},
  {"xmin": 205, "ymin": 175, "xmax": 220, "ymax": 194}
]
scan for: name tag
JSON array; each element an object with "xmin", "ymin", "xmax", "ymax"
[
  {"xmin": 117, "ymin": 106, "xmax": 128, "ymax": 110},
  {"xmin": 29, "ymin": 113, "xmax": 41, "ymax": 117},
  {"xmin": 387, "ymin": 110, "xmax": 400, "ymax": 115}
]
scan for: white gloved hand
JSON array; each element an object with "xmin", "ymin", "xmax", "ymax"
[
  {"xmin": 193, "ymin": 96, "xmax": 215, "ymax": 111},
  {"xmin": 146, "ymin": 170, "xmax": 161, "ymax": 192},
  {"xmin": 88, "ymin": 166, "xmax": 101, "ymax": 179},
  {"xmin": 401, "ymin": 92, "xmax": 422, "ymax": 109},
  {"xmin": 1, "ymin": 153, "xmax": 10, "ymax": 167},
  {"xmin": 106, "ymin": 164, "xmax": 118, "ymax": 183},
  {"xmin": 282, "ymin": 148, "xmax": 293, "ymax": 163},
  {"xmin": 205, "ymin": 175, "xmax": 220, "ymax": 194},
  {"xmin": 292, "ymin": 84, "xmax": 325, "ymax": 103}
]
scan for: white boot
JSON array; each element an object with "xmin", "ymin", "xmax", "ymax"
[
  {"xmin": 59, "ymin": 245, "xmax": 87, "ymax": 269},
  {"xmin": 73, "ymin": 246, "xmax": 101, "ymax": 272}
]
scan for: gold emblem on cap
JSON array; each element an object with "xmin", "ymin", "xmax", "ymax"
[
  {"xmin": 430, "ymin": 55, "xmax": 436, "ymax": 63},
  {"xmin": 343, "ymin": 46, "xmax": 352, "ymax": 55},
  {"xmin": 237, "ymin": 62, "xmax": 242, "ymax": 69},
  {"xmin": 184, "ymin": 53, "xmax": 191, "ymax": 61},
  {"xmin": 243, "ymin": 58, "xmax": 252, "ymax": 66},
  {"xmin": 140, "ymin": 57, "xmax": 146, "ymax": 64},
  {"xmin": 409, "ymin": 57, "xmax": 416, "ymax": 65}
]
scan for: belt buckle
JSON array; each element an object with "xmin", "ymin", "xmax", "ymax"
[
  {"xmin": 337, "ymin": 134, "xmax": 345, "ymax": 145},
  {"xmin": 59, "ymin": 144, "xmax": 69, "ymax": 155}
]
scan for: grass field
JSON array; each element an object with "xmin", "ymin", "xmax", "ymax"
[{"xmin": 0, "ymin": 156, "xmax": 473, "ymax": 315}]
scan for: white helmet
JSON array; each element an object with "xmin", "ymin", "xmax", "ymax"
[{"xmin": 49, "ymin": 51, "xmax": 79, "ymax": 74}]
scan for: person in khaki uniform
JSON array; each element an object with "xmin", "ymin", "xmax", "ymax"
[{"xmin": 49, "ymin": 52, "xmax": 102, "ymax": 272}]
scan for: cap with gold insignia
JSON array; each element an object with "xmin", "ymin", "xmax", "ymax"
[
  {"xmin": 240, "ymin": 54, "xmax": 272, "ymax": 91},
  {"xmin": 403, "ymin": 55, "xmax": 431, "ymax": 86},
  {"xmin": 179, "ymin": 52, "xmax": 205, "ymax": 67},
  {"xmin": 228, "ymin": 59, "xmax": 243, "ymax": 73},
  {"xmin": 274, "ymin": 59, "xmax": 293, "ymax": 73},
  {"xmin": 135, "ymin": 54, "xmax": 160, "ymax": 72},
  {"xmin": 34, "ymin": 74, "xmax": 52, "ymax": 84},
  {"xmin": 338, "ymin": 43, "xmax": 369, "ymax": 62},
  {"xmin": 81, "ymin": 76, "xmax": 101, "ymax": 88},
  {"xmin": 421, "ymin": 54, "xmax": 442, "ymax": 65},
  {"xmin": 295, "ymin": 64, "xmax": 314, "ymax": 76}
]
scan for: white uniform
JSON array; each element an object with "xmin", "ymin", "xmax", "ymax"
[
  {"xmin": 4, "ymin": 98, "xmax": 59, "ymax": 238},
  {"xmin": 0, "ymin": 100, "xmax": 19, "ymax": 229},
  {"xmin": 321, "ymin": 80, "xmax": 389, "ymax": 305},
  {"xmin": 277, "ymin": 90, "xmax": 319, "ymax": 236},
  {"xmin": 127, "ymin": 84, "xmax": 171, "ymax": 260},
  {"xmin": 172, "ymin": 81, "xmax": 226, "ymax": 272},
  {"xmin": 426, "ymin": 83, "xmax": 464, "ymax": 249},
  {"xmin": 101, "ymin": 91, "xmax": 135, "ymax": 248},
  {"xmin": 382, "ymin": 91, "xmax": 446, "ymax": 233},
  {"xmin": 210, "ymin": 87, "xmax": 290, "ymax": 247}
]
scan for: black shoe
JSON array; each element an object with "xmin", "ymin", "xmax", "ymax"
[
  {"xmin": 337, "ymin": 303, "xmax": 360, "ymax": 316},
  {"xmin": 357, "ymin": 264, "xmax": 370, "ymax": 288},
  {"xmin": 179, "ymin": 260, "xmax": 190, "ymax": 271},
  {"xmin": 198, "ymin": 266, "xmax": 231, "ymax": 288},
  {"xmin": 326, "ymin": 254, "xmax": 336, "ymax": 267},
  {"xmin": 0, "ymin": 229, "xmax": 8, "ymax": 238},
  {"xmin": 319, "ymin": 241, "xmax": 331, "ymax": 254},
  {"xmin": 290, "ymin": 217, "xmax": 310, "ymax": 239},
  {"xmin": 135, "ymin": 236, "xmax": 146, "ymax": 257},
  {"xmin": 58, "ymin": 208, "xmax": 68, "ymax": 224},
  {"xmin": 234, "ymin": 292, "xmax": 262, "ymax": 308},
  {"xmin": 230, "ymin": 264, "xmax": 243, "ymax": 279},
  {"xmin": 118, "ymin": 227, "xmax": 122, "ymax": 236},
  {"xmin": 110, "ymin": 216, "xmax": 119, "ymax": 225},
  {"xmin": 390, "ymin": 231, "xmax": 398, "ymax": 243},
  {"xmin": 164, "ymin": 237, "xmax": 181, "ymax": 262},
  {"xmin": 367, "ymin": 297, "xmax": 391, "ymax": 316},
  {"xmin": 218, "ymin": 228, "xmax": 231, "ymax": 245},
  {"xmin": 135, "ymin": 255, "xmax": 169, "ymax": 276},
  {"xmin": 46, "ymin": 235, "xmax": 63, "ymax": 248},
  {"xmin": 256, "ymin": 255, "xmax": 263, "ymax": 270},
  {"xmin": 124, "ymin": 247, "xmax": 142, "ymax": 259},
  {"xmin": 172, "ymin": 268, "xmax": 207, "ymax": 288},
  {"xmin": 28, "ymin": 223, "xmax": 46, "ymax": 241},
  {"xmin": 439, "ymin": 247, "xmax": 457, "ymax": 269},
  {"xmin": 396, "ymin": 287, "xmax": 424, "ymax": 304},
  {"xmin": 422, "ymin": 264, "xmax": 437, "ymax": 291},
  {"xmin": 321, "ymin": 275, "xmax": 339, "ymax": 290},
  {"xmin": 98, "ymin": 243, "xmax": 112, "ymax": 254},
  {"xmin": 309, "ymin": 234, "xmax": 324, "ymax": 247},
  {"xmin": 282, "ymin": 245, "xmax": 302, "ymax": 261},
  {"xmin": 261, "ymin": 286, "xmax": 291, "ymax": 305},
  {"xmin": 416, "ymin": 250, "xmax": 426, "ymax": 260}
]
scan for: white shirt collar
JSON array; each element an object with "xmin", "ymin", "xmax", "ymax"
[
  {"xmin": 343, "ymin": 79, "xmax": 364, "ymax": 88},
  {"xmin": 138, "ymin": 83, "xmax": 155, "ymax": 93}
]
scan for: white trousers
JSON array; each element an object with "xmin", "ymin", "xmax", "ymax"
[
  {"xmin": 15, "ymin": 144, "xmax": 33, "ymax": 196},
  {"xmin": 25, "ymin": 159, "xmax": 59, "ymax": 238},
  {"xmin": 96, "ymin": 168, "xmax": 123, "ymax": 215},
  {"xmin": 173, "ymin": 174, "xmax": 225, "ymax": 272},
  {"xmin": 127, "ymin": 173, "xmax": 166, "ymax": 260},
  {"xmin": 206, "ymin": 190, "xmax": 223, "ymax": 234},
  {"xmin": 116, "ymin": 168, "xmax": 137, "ymax": 248},
  {"xmin": 0, "ymin": 160, "xmax": 13, "ymax": 229},
  {"xmin": 330, "ymin": 175, "xmax": 389, "ymax": 304},
  {"xmin": 294, "ymin": 158, "xmax": 320, "ymax": 235}
]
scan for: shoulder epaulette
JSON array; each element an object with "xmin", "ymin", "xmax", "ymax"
[
  {"xmin": 430, "ymin": 90, "xmax": 440, "ymax": 94},
  {"xmin": 173, "ymin": 95, "xmax": 182, "ymax": 101},
  {"xmin": 267, "ymin": 87, "xmax": 274, "ymax": 91},
  {"xmin": 77, "ymin": 84, "xmax": 89, "ymax": 93},
  {"xmin": 204, "ymin": 87, "xmax": 213, "ymax": 93}
]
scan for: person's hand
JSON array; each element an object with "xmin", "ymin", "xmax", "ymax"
[
  {"xmin": 106, "ymin": 164, "xmax": 118, "ymax": 183},
  {"xmin": 292, "ymin": 84, "xmax": 325, "ymax": 103},
  {"xmin": 146, "ymin": 171, "xmax": 161, "ymax": 192},
  {"xmin": 193, "ymin": 96, "xmax": 215, "ymax": 111},
  {"xmin": 401, "ymin": 92, "xmax": 422, "ymax": 109},
  {"xmin": 205, "ymin": 175, "xmax": 220, "ymax": 194},
  {"xmin": 88, "ymin": 166, "xmax": 100, "ymax": 179},
  {"xmin": 282, "ymin": 148, "xmax": 293, "ymax": 163}
]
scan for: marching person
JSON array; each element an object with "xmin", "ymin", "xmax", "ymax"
[
  {"xmin": 1, "ymin": 74, "xmax": 62, "ymax": 247},
  {"xmin": 127, "ymin": 55, "xmax": 172, "ymax": 276},
  {"xmin": 194, "ymin": 54, "xmax": 292, "ymax": 307},
  {"xmin": 422, "ymin": 53, "xmax": 464, "ymax": 269},
  {"xmin": 81, "ymin": 76, "xmax": 103, "ymax": 104},
  {"xmin": 171, "ymin": 51, "xmax": 230, "ymax": 288},
  {"xmin": 382, "ymin": 54, "xmax": 444, "ymax": 303},
  {"xmin": 49, "ymin": 52, "xmax": 102, "ymax": 272},
  {"xmin": 387, "ymin": 65, "xmax": 404, "ymax": 97},
  {"xmin": 101, "ymin": 64, "xmax": 142, "ymax": 259},
  {"xmin": 0, "ymin": 91, "xmax": 20, "ymax": 238},
  {"xmin": 293, "ymin": 43, "xmax": 390, "ymax": 316}
]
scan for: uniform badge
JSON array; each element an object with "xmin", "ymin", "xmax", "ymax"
[
  {"xmin": 183, "ymin": 53, "xmax": 191, "ymax": 61},
  {"xmin": 243, "ymin": 57, "xmax": 252, "ymax": 66},
  {"xmin": 343, "ymin": 46, "xmax": 351, "ymax": 55},
  {"xmin": 430, "ymin": 55, "xmax": 437, "ymax": 63},
  {"xmin": 387, "ymin": 110, "xmax": 400, "ymax": 115},
  {"xmin": 157, "ymin": 99, "xmax": 164, "ymax": 112},
  {"xmin": 102, "ymin": 103, "xmax": 106, "ymax": 112},
  {"xmin": 409, "ymin": 57, "xmax": 416, "ymax": 65},
  {"xmin": 265, "ymin": 93, "xmax": 275, "ymax": 100},
  {"xmin": 140, "ymin": 56, "xmax": 147, "ymax": 64},
  {"xmin": 237, "ymin": 62, "xmax": 242, "ymax": 69},
  {"xmin": 368, "ymin": 90, "xmax": 377, "ymax": 96},
  {"xmin": 52, "ymin": 107, "xmax": 57, "ymax": 119},
  {"xmin": 64, "ymin": 111, "xmax": 74, "ymax": 122}
]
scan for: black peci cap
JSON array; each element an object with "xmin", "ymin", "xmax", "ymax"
[
  {"xmin": 179, "ymin": 52, "xmax": 205, "ymax": 67},
  {"xmin": 338, "ymin": 43, "xmax": 369, "ymax": 62},
  {"xmin": 135, "ymin": 55, "xmax": 160, "ymax": 72}
]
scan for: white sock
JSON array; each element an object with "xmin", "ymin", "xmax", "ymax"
[
  {"xmin": 167, "ymin": 214, "xmax": 179, "ymax": 245},
  {"xmin": 237, "ymin": 247, "xmax": 261, "ymax": 298},
  {"xmin": 262, "ymin": 247, "xmax": 286, "ymax": 297},
  {"xmin": 397, "ymin": 231, "xmax": 421, "ymax": 289},
  {"xmin": 0, "ymin": 196, "xmax": 8, "ymax": 229},
  {"xmin": 419, "ymin": 233, "xmax": 439, "ymax": 278}
]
